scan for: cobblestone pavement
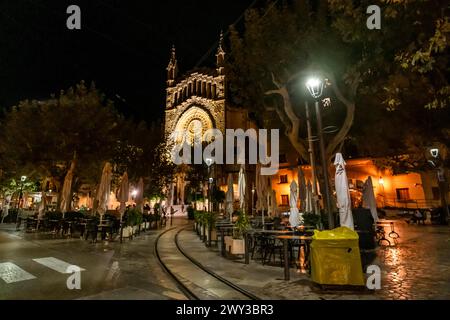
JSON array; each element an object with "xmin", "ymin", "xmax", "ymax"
[
  {"xmin": 373, "ymin": 222, "xmax": 450, "ymax": 299},
  {"xmin": 179, "ymin": 220, "xmax": 450, "ymax": 300},
  {"xmin": 1, "ymin": 217, "xmax": 449, "ymax": 300}
]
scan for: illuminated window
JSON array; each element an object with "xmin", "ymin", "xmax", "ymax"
[
  {"xmin": 396, "ymin": 188, "xmax": 410, "ymax": 200},
  {"xmin": 279, "ymin": 175, "xmax": 288, "ymax": 184},
  {"xmin": 281, "ymin": 195, "xmax": 289, "ymax": 206}
]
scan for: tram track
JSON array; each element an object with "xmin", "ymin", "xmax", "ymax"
[{"xmin": 154, "ymin": 224, "xmax": 260, "ymax": 300}]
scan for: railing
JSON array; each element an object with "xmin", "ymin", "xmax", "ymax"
[{"xmin": 383, "ymin": 198, "xmax": 441, "ymax": 210}]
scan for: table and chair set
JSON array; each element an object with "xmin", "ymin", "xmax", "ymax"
[
  {"xmin": 23, "ymin": 214, "xmax": 121, "ymax": 242},
  {"xmin": 216, "ymin": 218, "xmax": 315, "ymax": 275}
]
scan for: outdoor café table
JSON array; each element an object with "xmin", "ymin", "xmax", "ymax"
[
  {"xmin": 276, "ymin": 235, "xmax": 313, "ymax": 281},
  {"xmin": 244, "ymin": 230, "xmax": 295, "ymax": 263}
]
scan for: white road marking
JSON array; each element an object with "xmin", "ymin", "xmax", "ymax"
[
  {"xmin": 32, "ymin": 257, "xmax": 85, "ymax": 274},
  {"xmin": 0, "ymin": 262, "xmax": 36, "ymax": 283}
]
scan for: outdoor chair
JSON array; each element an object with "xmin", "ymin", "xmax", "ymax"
[
  {"xmin": 84, "ymin": 220, "xmax": 99, "ymax": 242},
  {"xmin": 25, "ymin": 217, "xmax": 37, "ymax": 232},
  {"xmin": 263, "ymin": 236, "xmax": 284, "ymax": 266}
]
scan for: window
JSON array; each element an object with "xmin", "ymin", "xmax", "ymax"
[
  {"xmin": 279, "ymin": 175, "xmax": 288, "ymax": 184},
  {"xmin": 396, "ymin": 188, "xmax": 410, "ymax": 201},
  {"xmin": 432, "ymin": 187, "xmax": 440, "ymax": 200},
  {"xmin": 281, "ymin": 195, "xmax": 289, "ymax": 206},
  {"xmin": 279, "ymin": 154, "xmax": 287, "ymax": 163}
]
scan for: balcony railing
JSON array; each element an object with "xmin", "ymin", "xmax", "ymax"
[{"xmin": 383, "ymin": 198, "xmax": 441, "ymax": 209}]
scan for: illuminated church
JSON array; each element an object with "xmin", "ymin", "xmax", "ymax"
[{"xmin": 164, "ymin": 33, "xmax": 257, "ymax": 211}]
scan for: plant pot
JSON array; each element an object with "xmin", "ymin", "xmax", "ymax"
[
  {"xmin": 224, "ymin": 236, "xmax": 245, "ymax": 255},
  {"xmin": 206, "ymin": 227, "xmax": 218, "ymax": 241},
  {"xmin": 122, "ymin": 226, "xmax": 133, "ymax": 238}
]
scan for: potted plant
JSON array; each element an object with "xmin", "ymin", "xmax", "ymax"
[
  {"xmin": 205, "ymin": 211, "xmax": 218, "ymax": 246},
  {"xmin": 123, "ymin": 209, "xmax": 140, "ymax": 238},
  {"xmin": 135, "ymin": 210, "xmax": 143, "ymax": 235},
  {"xmin": 302, "ymin": 212, "xmax": 322, "ymax": 230},
  {"xmin": 194, "ymin": 210, "xmax": 207, "ymax": 239},
  {"xmin": 187, "ymin": 206, "xmax": 195, "ymax": 220},
  {"xmin": 224, "ymin": 210, "xmax": 249, "ymax": 255}
]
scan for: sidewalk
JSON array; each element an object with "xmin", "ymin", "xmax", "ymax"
[
  {"xmin": 178, "ymin": 221, "xmax": 450, "ymax": 300},
  {"xmin": 177, "ymin": 229, "xmax": 378, "ymax": 300}
]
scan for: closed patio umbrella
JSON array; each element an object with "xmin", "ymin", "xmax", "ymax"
[
  {"xmin": 305, "ymin": 181, "xmax": 313, "ymax": 213},
  {"xmin": 1, "ymin": 195, "xmax": 12, "ymax": 223},
  {"xmin": 60, "ymin": 160, "xmax": 76, "ymax": 218},
  {"xmin": 238, "ymin": 166, "xmax": 246, "ymax": 213},
  {"xmin": 298, "ymin": 167, "xmax": 307, "ymax": 212},
  {"xmin": 118, "ymin": 172, "xmax": 129, "ymax": 221},
  {"xmin": 136, "ymin": 177, "xmax": 144, "ymax": 213},
  {"xmin": 256, "ymin": 163, "xmax": 268, "ymax": 226},
  {"xmin": 289, "ymin": 180, "xmax": 301, "ymax": 227},
  {"xmin": 96, "ymin": 162, "xmax": 112, "ymax": 222},
  {"xmin": 225, "ymin": 173, "xmax": 234, "ymax": 222},
  {"xmin": 268, "ymin": 189, "xmax": 277, "ymax": 217},
  {"xmin": 363, "ymin": 176, "xmax": 379, "ymax": 222},
  {"xmin": 334, "ymin": 153, "xmax": 354, "ymax": 229},
  {"xmin": 38, "ymin": 191, "xmax": 46, "ymax": 219}
]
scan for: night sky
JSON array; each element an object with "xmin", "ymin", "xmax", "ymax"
[{"xmin": 0, "ymin": 0, "xmax": 256, "ymax": 122}]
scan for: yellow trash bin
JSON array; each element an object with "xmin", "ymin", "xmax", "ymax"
[{"xmin": 310, "ymin": 227, "xmax": 365, "ymax": 286}]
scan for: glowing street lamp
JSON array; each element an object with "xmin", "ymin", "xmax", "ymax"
[
  {"xmin": 305, "ymin": 77, "xmax": 334, "ymax": 229},
  {"xmin": 430, "ymin": 148, "xmax": 439, "ymax": 159},
  {"xmin": 205, "ymin": 157, "xmax": 213, "ymax": 212},
  {"xmin": 306, "ymin": 78, "xmax": 324, "ymax": 99},
  {"xmin": 428, "ymin": 146, "xmax": 449, "ymax": 223},
  {"xmin": 16, "ymin": 175, "xmax": 28, "ymax": 225}
]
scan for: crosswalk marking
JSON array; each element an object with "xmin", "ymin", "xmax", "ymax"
[
  {"xmin": 32, "ymin": 257, "xmax": 85, "ymax": 274},
  {"xmin": 0, "ymin": 262, "xmax": 36, "ymax": 284}
]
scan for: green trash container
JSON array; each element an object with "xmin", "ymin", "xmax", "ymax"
[{"xmin": 310, "ymin": 227, "xmax": 365, "ymax": 286}]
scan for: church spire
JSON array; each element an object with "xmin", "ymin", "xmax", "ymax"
[
  {"xmin": 216, "ymin": 31, "xmax": 225, "ymax": 75},
  {"xmin": 167, "ymin": 45, "xmax": 178, "ymax": 87}
]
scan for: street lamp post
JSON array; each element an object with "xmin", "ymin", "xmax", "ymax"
[
  {"xmin": 429, "ymin": 148, "xmax": 449, "ymax": 224},
  {"xmin": 306, "ymin": 78, "xmax": 334, "ymax": 229},
  {"xmin": 251, "ymin": 186, "xmax": 255, "ymax": 217},
  {"xmin": 205, "ymin": 158, "xmax": 213, "ymax": 213},
  {"xmin": 16, "ymin": 175, "xmax": 27, "ymax": 226},
  {"xmin": 304, "ymin": 101, "xmax": 320, "ymax": 216}
]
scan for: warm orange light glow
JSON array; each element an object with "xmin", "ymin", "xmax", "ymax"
[{"xmin": 379, "ymin": 177, "xmax": 384, "ymax": 185}]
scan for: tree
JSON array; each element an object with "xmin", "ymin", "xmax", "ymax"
[
  {"xmin": 145, "ymin": 140, "xmax": 176, "ymax": 200},
  {"xmin": 0, "ymin": 81, "xmax": 123, "ymax": 199},
  {"xmin": 330, "ymin": 0, "xmax": 450, "ymax": 171},
  {"xmin": 227, "ymin": 0, "xmax": 449, "ymax": 175}
]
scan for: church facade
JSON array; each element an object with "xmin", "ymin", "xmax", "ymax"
[{"xmin": 163, "ymin": 34, "xmax": 257, "ymax": 211}]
